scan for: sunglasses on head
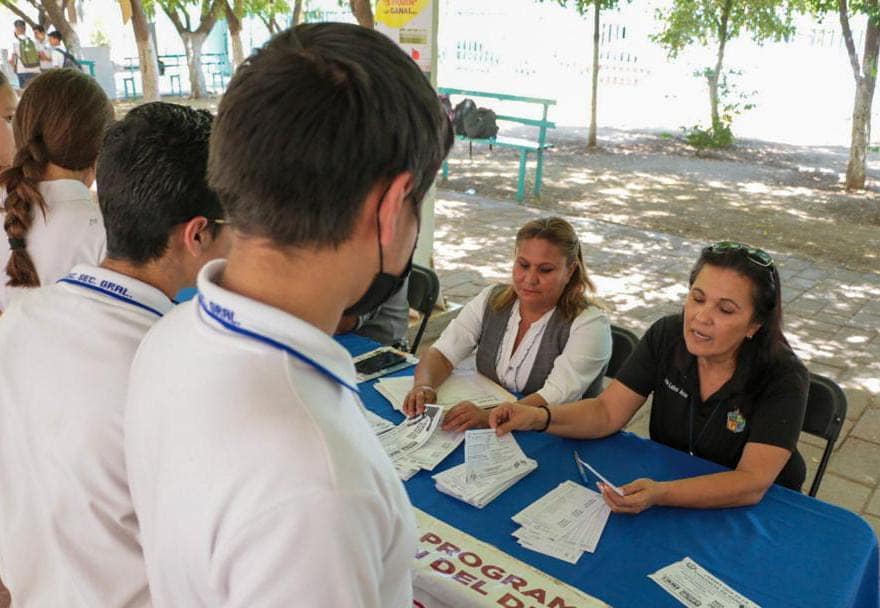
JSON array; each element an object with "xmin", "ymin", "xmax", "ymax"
[{"xmin": 707, "ymin": 241, "xmax": 774, "ymax": 268}]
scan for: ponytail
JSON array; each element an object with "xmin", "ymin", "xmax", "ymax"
[
  {"xmin": 0, "ymin": 68, "xmax": 112, "ymax": 288},
  {"xmin": 2, "ymin": 139, "xmax": 50, "ymax": 287}
]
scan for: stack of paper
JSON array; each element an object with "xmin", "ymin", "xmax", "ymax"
[
  {"xmin": 433, "ymin": 430, "xmax": 537, "ymax": 508},
  {"xmin": 376, "ymin": 405, "xmax": 464, "ymax": 480},
  {"xmin": 511, "ymin": 480, "xmax": 611, "ymax": 564},
  {"xmin": 374, "ymin": 372, "xmax": 515, "ymax": 412}
]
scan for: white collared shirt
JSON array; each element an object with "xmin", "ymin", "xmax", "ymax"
[
  {"xmin": 0, "ymin": 179, "xmax": 106, "ymax": 312},
  {"xmin": 124, "ymin": 259, "xmax": 417, "ymax": 607},
  {"xmin": 36, "ymin": 39, "xmax": 52, "ymax": 70},
  {"xmin": 433, "ymin": 284, "xmax": 612, "ymax": 403},
  {"xmin": 0, "ymin": 264, "xmax": 172, "ymax": 607}
]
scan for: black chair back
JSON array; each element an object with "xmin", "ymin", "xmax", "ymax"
[
  {"xmin": 407, "ymin": 264, "xmax": 440, "ymax": 354},
  {"xmin": 607, "ymin": 325, "xmax": 640, "ymax": 379},
  {"xmin": 802, "ymin": 373, "xmax": 847, "ymax": 497}
]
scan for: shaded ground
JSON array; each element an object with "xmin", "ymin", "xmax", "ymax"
[{"xmin": 441, "ymin": 126, "xmax": 880, "ymax": 274}]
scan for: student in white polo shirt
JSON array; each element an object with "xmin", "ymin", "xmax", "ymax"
[
  {"xmin": 0, "ymin": 102, "xmax": 229, "ymax": 607},
  {"xmin": 0, "ymin": 68, "xmax": 113, "ymax": 312},
  {"xmin": 124, "ymin": 24, "xmax": 452, "ymax": 607}
]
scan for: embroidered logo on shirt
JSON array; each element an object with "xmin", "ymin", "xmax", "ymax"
[
  {"xmin": 663, "ymin": 377, "xmax": 689, "ymax": 399},
  {"xmin": 726, "ymin": 409, "xmax": 747, "ymax": 433}
]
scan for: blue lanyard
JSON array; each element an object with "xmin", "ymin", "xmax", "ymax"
[
  {"xmin": 58, "ymin": 276, "xmax": 165, "ymax": 318},
  {"xmin": 197, "ymin": 294, "xmax": 360, "ymax": 395}
]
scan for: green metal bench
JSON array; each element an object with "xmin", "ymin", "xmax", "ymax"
[{"xmin": 438, "ymin": 87, "xmax": 556, "ymax": 202}]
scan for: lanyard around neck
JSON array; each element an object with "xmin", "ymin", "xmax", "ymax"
[{"xmin": 197, "ymin": 294, "xmax": 360, "ymax": 395}]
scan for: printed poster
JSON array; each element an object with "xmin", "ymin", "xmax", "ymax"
[
  {"xmin": 412, "ymin": 508, "xmax": 608, "ymax": 608},
  {"xmin": 375, "ymin": 0, "xmax": 434, "ymax": 75}
]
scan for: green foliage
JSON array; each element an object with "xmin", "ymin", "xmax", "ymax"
[
  {"xmin": 796, "ymin": 0, "xmax": 880, "ymax": 27},
  {"xmin": 653, "ymin": 0, "xmax": 799, "ymax": 58},
  {"xmin": 683, "ymin": 122, "xmax": 734, "ymax": 149},
  {"xmin": 685, "ymin": 69, "xmax": 755, "ymax": 149},
  {"xmin": 246, "ymin": 0, "xmax": 291, "ymax": 20}
]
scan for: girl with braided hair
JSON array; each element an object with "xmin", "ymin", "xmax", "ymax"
[
  {"xmin": 0, "ymin": 72, "xmax": 16, "ymax": 170},
  {"xmin": 0, "ymin": 68, "xmax": 113, "ymax": 312}
]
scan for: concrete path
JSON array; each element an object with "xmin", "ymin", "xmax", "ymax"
[{"xmin": 429, "ymin": 189, "xmax": 880, "ymax": 538}]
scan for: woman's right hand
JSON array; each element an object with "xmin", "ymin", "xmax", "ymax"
[
  {"xmin": 489, "ymin": 402, "xmax": 547, "ymax": 436},
  {"xmin": 402, "ymin": 385, "xmax": 437, "ymax": 417}
]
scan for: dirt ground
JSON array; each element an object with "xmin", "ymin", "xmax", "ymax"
[
  {"xmin": 441, "ymin": 126, "xmax": 880, "ymax": 275},
  {"xmin": 115, "ymin": 97, "xmax": 879, "ymax": 274}
]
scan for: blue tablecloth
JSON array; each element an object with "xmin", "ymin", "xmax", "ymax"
[{"xmin": 339, "ymin": 333, "xmax": 880, "ymax": 608}]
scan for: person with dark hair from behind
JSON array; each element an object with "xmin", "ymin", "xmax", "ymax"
[
  {"xmin": 492, "ymin": 242, "xmax": 809, "ymax": 512},
  {"xmin": 0, "ymin": 69, "xmax": 113, "ymax": 313},
  {"xmin": 124, "ymin": 23, "xmax": 452, "ymax": 606},
  {"xmin": 0, "ymin": 102, "xmax": 229, "ymax": 607}
]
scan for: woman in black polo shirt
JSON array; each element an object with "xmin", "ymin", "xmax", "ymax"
[{"xmin": 491, "ymin": 242, "xmax": 809, "ymax": 513}]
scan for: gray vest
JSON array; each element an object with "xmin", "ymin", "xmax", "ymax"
[{"xmin": 475, "ymin": 286, "xmax": 604, "ymax": 400}]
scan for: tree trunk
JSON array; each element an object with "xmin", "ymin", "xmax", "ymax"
[
  {"xmin": 845, "ymin": 11, "xmax": 879, "ymax": 190},
  {"xmin": 182, "ymin": 32, "xmax": 208, "ymax": 99},
  {"xmin": 226, "ymin": 3, "xmax": 244, "ymax": 69},
  {"xmin": 40, "ymin": 0, "xmax": 81, "ymax": 56},
  {"xmin": 588, "ymin": 0, "xmax": 600, "ymax": 148},
  {"xmin": 708, "ymin": 0, "xmax": 732, "ymax": 128},
  {"xmin": 349, "ymin": 0, "xmax": 374, "ymax": 28},
  {"xmin": 293, "ymin": 0, "xmax": 304, "ymax": 24},
  {"xmin": 131, "ymin": 0, "xmax": 160, "ymax": 101}
]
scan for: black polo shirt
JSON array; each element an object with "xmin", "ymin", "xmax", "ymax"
[{"xmin": 617, "ymin": 314, "xmax": 809, "ymax": 491}]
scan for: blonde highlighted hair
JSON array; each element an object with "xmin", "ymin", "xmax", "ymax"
[{"xmin": 490, "ymin": 216, "xmax": 598, "ymax": 321}]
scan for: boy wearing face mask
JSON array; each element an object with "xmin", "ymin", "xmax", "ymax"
[{"xmin": 123, "ymin": 23, "xmax": 452, "ymax": 607}]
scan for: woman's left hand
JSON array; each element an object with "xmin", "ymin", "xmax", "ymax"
[
  {"xmin": 442, "ymin": 401, "xmax": 490, "ymax": 432},
  {"xmin": 598, "ymin": 478, "xmax": 666, "ymax": 515}
]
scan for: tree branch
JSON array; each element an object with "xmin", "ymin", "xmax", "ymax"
[
  {"xmin": 839, "ymin": 0, "xmax": 862, "ymax": 82},
  {"xmin": 162, "ymin": 3, "xmax": 188, "ymax": 34},
  {"xmin": 0, "ymin": 0, "xmax": 38, "ymax": 27}
]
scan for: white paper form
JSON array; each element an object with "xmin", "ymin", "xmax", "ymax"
[
  {"xmin": 649, "ymin": 557, "xmax": 761, "ymax": 608},
  {"xmin": 374, "ymin": 372, "xmax": 515, "ymax": 412},
  {"xmin": 511, "ymin": 481, "xmax": 612, "ymax": 563},
  {"xmin": 433, "ymin": 458, "xmax": 537, "ymax": 508},
  {"xmin": 357, "ymin": 402, "xmax": 395, "ymax": 435},
  {"xmin": 407, "ymin": 428, "xmax": 464, "ymax": 471},
  {"xmin": 464, "ymin": 429, "xmax": 529, "ymax": 484},
  {"xmin": 378, "ymin": 405, "xmax": 445, "ymax": 462}
]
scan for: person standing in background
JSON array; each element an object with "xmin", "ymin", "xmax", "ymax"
[
  {"xmin": 32, "ymin": 25, "xmax": 52, "ymax": 72},
  {"xmin": 47, "ymin": 31, "xmax": 66, "ymax": 68},
  {"xmin": 8, "ymin": 20, "xmax": 39, "ymax": 88}
]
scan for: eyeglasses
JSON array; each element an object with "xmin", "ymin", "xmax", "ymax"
[{"xmin": 707, "ymin": 241, "xmax": 774, "ymax": 268}]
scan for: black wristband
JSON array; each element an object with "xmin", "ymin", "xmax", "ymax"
[
  {"xmin": 8, "ymin": 237, "xmax": 25, "ymax": 250},
  {"xmin": 537, "ymin": 405, "xmax": 552, "ymax": 432}
]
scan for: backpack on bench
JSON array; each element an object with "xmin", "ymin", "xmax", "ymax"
[{"xmin": 462, "ymin": 107, "xmax": 499, "ymax": 139}]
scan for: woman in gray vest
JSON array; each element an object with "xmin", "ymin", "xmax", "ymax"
[{"xmin": 402, "ymin": 217, "xmax": 612, "ymax": 432}]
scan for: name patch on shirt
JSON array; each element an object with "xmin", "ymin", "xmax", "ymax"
[
  {"xmin": 726, "ymin": 409, "xmax": 747, "ymax": 433},
  {"xmin": 663, "ymin": 377, "xmax": 689, "ymax": 399},
  {"xmin": 67, "ymin": 272, "xmax": 131, "ymax": 299},
  {"xmin": 206, "ymin": 300, "xmax": 240, "ymax": 326}
]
